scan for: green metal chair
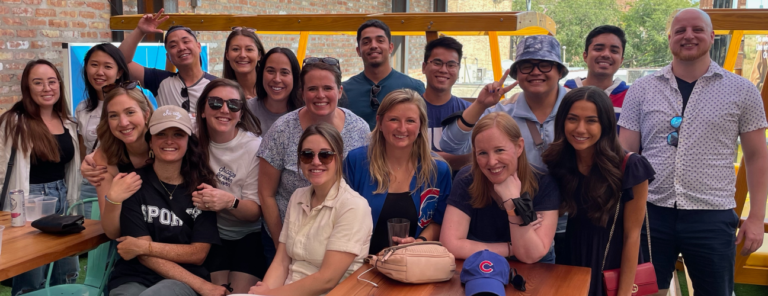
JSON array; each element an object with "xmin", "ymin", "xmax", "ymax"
[{"xmin": 21, "ymin": 198, "xmax": 116, "ymax": 296}]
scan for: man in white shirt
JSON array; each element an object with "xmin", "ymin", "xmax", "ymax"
[{"xmin": 618, "ymin": 8, "xmax": 768, "ymax": 295}]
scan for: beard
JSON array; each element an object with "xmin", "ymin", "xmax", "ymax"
[{"xmin": 671, "ymin": 44, "xmax": 710, "ymax": 62}]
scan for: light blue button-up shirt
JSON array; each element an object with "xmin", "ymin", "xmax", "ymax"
[{"xmin": 440, "ymin": 85, "xmax": 567, "ymax": 169}]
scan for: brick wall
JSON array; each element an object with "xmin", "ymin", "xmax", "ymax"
[
  {"xmin": 0, "ymin": 0, "xmax": 435, "ymax": 111},
  {"xmin": 0, "ymin": 0, "xmax": 112, "ymax": 112}
]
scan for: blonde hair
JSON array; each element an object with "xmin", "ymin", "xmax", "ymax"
[
  {"xmin": 469, "ymin": 112, "xmax": 538, "ymax": 208},
  {"xmin": 368, "ymin": 89, "xmax": 441, "ymax": 194},
  {"xmin": 96, "ymin": 87, "xmax": 153, "ymax": 166}
]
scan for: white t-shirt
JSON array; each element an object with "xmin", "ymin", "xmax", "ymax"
[
  {"xmin": 143, "ymin": 68, "xmax": 217, "ymax": 130},
  {"xmin": 208, "ymin": 128, "xmax": 262, "ymax": 240},
  {"xmin": 75, "ymin": 100, "xmax": 103, "ymax": 155}
]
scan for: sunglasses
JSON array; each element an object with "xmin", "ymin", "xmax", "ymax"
[
  {"xmin": 231, "ymin": 26, "xmax": 256, "ymax": 33},
  {"xmin": 667, "ymin": 115, "xmax": 683, "ymax": 147},
  {"xmin": 207, "ymin": 96, "xmax": 243, "ymax": 112},
  {"xmin": 370, "ymin": 84, "xmax": 382, "ymax": 110},
  {"xmin": 181, "ymin": 86, "xmax": 191, "ymax": 112},
  {"xmin": 516, "ymin": 61, "xmax": 555, "ymax": 74},
  {"xmin": 102, "ymin": 80, "xmax": 141, "ymax": 94},
  {"xmin": 303, "ymin": 57, "xmax": 340, "ymax": 69},
  {"xmin": 299, "ymin": 150, "xmax": 336, "ymax": 165},
  {"xmin": 510, "ymin": 268, "xmax": 526, "ymax": 291}
]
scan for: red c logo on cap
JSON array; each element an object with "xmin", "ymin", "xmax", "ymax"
[{"xmin": 479, "ymin": 260, "xmax": 493, "ymax": 273}]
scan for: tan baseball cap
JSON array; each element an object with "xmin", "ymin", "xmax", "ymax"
[{"xmin": 148, "ymin": 105, "xmax": 193, "ymax": 135}]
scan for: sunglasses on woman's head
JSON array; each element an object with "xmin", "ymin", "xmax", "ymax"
[
  {"xmin": 299, "ymin": 150, "xmax": 336, "ymax": 165},
  {"xmin": 231, "ymin": 26, "xmax": 256, "ymax": 33},
  {"xmin": 303, "ymin": 57, "xmax": 340, "ymax": 68},
  {"xmin": 207, "ymin": 96, "xmax": 243, "ymax": 112},
  {"xmin": 102, "ymin": 80, "xmax": 141, "ymax": 94}
]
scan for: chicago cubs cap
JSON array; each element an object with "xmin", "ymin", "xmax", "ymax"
[{"xmin": 460, "ymin": 249, "xmax": 509, "ymax": 296}]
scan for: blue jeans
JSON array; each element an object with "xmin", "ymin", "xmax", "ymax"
[
  {"xmin": 12, "ymin": 179, "xmax": 80, "ymax": 296},
  {"xmin": 78, "ymin": 180, "xmax": 96, "ymax": 219}
]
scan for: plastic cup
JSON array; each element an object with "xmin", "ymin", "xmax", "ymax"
[
  {"xmin": 25, "ymin": 196, "xmax": 43, "ymax": 222},
  {"xmin": 387, "ymin": 218, "xmax": 410, "ymax": 247},
  {"xmin": 39, "ymin": 196, "xmax": 57, "ymax": 217}
]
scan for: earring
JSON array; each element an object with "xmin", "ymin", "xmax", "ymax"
[{"xmin": 149, "ymin": 149, "xmax": 155, "ymax": 158}]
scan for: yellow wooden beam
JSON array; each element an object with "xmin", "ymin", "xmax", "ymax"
[
  {"xmin": 110, "ymin": 12, "xmax": 556, "ymax": 36},
  {"xmin": 704, "ymin": 9, "xmax": 768, "ymax": 31},
  {"xmin": 723, "ymin": 30, "xmax": 744, "ymax": 73},
  {"xmin": 297, "ymin": 31, "xmax": 309, "ymax": 67},
  {"xmin": 488, "ymin": 31, "xmax": 502, "ymax": 82},
  {"xmin": 425, "ymin": 31, "xmax": 438, "ymax": 43}
]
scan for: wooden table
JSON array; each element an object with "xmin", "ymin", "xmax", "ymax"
[
  {"xmin": 0, "ymin": 211, "xmax": 109, "ymax": 280},
  {"xmin": 328, "ymin": 259, "xmax": 592, "ymax": 296}
]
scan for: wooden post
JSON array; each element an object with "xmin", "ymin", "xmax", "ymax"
[
  {"xmin": 426, "ymin": 31, "xmax": 438, "ymax": 43},
  {"xmin": 723, "ymin": 30, "xmax": 744, "ymax": 72},
  {"xmin": 297, "ymin": 31, "xmax": 309, "ymax": 68}
]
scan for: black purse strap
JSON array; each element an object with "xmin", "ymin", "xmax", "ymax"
[{"xmin": 0, "ymin": 147, "xmax": 17, "ymax": 210}]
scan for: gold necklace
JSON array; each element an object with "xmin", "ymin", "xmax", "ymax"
[{"xmin": 159, "ymin": 180, "xmax": 179, "ymax": 199}]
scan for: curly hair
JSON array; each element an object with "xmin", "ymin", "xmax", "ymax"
[{"xmin": 145, "ymin": 132, "xmax": 217, "ymax": 194}]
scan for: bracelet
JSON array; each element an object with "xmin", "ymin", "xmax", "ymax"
[
  {"xmin": 229, "ymin": 197, "xmax": 237, "ymax": 209},
  {"xmin": 105, "ymin": 195, "xmax": 122, "ymax": 205},
  {"xmin": 417, "ymin": 236, "xmax": 428, "ymax": 242},
  {"xmin": 459, "ymin": 114, "xmax": 475, "ymax": 128}
]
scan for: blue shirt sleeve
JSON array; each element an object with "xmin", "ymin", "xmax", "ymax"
[
  {"xmin": 431, "ymin": 159, "xmax": 452, "ymax": 225},
  {"xmin": 446, "ymin": 167, "xmax": 474, "ymax": 215},
  {"xmin": 143, "ymin": 68, "xmax": 172, "ymax": 97}
]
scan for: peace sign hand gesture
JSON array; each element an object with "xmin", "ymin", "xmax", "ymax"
[
  {"xmin": 137, "ymin": 8, "xmax": 169, "ymax": 35},
  {"xmin": 475, "ymin": 69, "xmax": 518, "ymax": 109}
]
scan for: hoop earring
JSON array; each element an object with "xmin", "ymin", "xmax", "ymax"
[{"xmin": 149, "ymin": 149, "xmax": 155, "ymax": 158}]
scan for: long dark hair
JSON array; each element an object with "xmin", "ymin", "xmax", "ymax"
[
  {"xmin": 0, "ymin": 60, "xmax": 73, "ymax": 162},
  {"xmin": 146, "ymin": 131, "xmax": 217, "ymax": 194},
  {"xmin": 222, "ymin": 29, "xmax": 266, "ymax": 85},
  {"xmin": 255, "ymin": 47, "xmax": 304, "ymax": 111},
  {"xmin": 541, "ymin": 86, "xmax": 625, "ymax": 227},
  {"xmin": 82, "ymin": 43, "xmax": 131, "ymax": 112},
  {"xmin": 196, "ymin": 78, "xmax": 262, "ymax": 166}
]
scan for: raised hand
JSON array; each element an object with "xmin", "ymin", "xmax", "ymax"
[
  {"xmin": 136, "ymin": 8, "xmax": 169, "ymax": 35},
  {"xmin": 494, "ymin": 172, "xmax": 522, "ymax": 210},
  {"xmin": 474, "ymin": 69, "xmax": 518, "ymax": 109},
  {"xmin": 80, "ymin": 153, "xmax": 107, "ymax": 186}
]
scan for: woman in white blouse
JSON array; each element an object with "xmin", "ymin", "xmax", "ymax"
[{"xmin": 249, "ymin": 123, "xmax": 373, "ymax": 296}]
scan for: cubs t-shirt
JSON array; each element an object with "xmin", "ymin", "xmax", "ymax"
[
  {"xmin": 425, "ymin": 95, "xmax": 470, "ymax": 152},
  {"xmin": 108, "ymin": 165, "xmax": 220, "ymax": 290}
]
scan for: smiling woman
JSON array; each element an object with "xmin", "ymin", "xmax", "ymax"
[
  {"xmin": 251, "ymin": 47, "xmax": 304, "ymax": 135},
  {"xmin": 223, "ymin": 28, "xmax": 266, "ymax": 100}
]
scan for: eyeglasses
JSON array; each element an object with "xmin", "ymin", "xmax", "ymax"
[
  {"xmin": 231, "ymin": 26, "xmax": 256, "ymax": 33},
  {"xmin": 370, "ymin": 84, "xmax": 382, "ymax": 110},
  {"xmin": 516, "ymin": 61, "xmax": 555, "ymax": 75},
  {"xmin": 299, "ymin": 150, "xmax": 336, "ymax": 165},
  {"xmin": 427, "ymin": 59, "xmax": 460, "ymax": 71},
  {"xmin": 303, "ymin": 57, "xmax": 341, "ymax": 71},
  {"xmin": 667, "ymin": 115, "xmax": 683, "ymax": 147},
  {"xmin": 207, "ymin": 96, "xmax": 243, "ymax": 112},
  {"xmin": 181, "ymin": 86, "xmax": 191, "ymax": 112},
  {"xmin": 510, "ymin": 268, "xmax": 526, "ymax": 291}
]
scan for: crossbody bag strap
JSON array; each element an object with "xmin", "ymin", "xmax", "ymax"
[
  {"xmin": 525, "ymin": 120, "xmax": 544, "ymax": 147},
  {"xmin": 601, "ymin": 152, "xmax": 634, "ymax": 271},
  {"xmin": 0, "ymin": 147, "xmax": 18, "ymax": 209}
]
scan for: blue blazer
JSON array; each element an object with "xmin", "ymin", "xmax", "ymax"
[{"xmin": 343, "ymin": 146, "xmax": 452, "ymax": 237}]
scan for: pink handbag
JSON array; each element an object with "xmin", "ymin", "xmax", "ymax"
[{"xmin": 358, "ymin": 241, "xmax": 456, "ymax": 286}]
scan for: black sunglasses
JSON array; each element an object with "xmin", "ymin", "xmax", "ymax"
[
  {"xmin": 102, "ymin": 80, "xmax": 141, "ymax": 94},
  {"xmin": 181, "ymin": 86, "xmax": 191, "ymax": 112},
  {"xmin": 370, "ymin": 84, "xmax": 382, "ymax": 110},
  {"xmin": 303, "ymin": 57, "xmax": 340, "ymax": 68},
  {"xmin": 207, "ymin": 96, "xmax": 243, "ymax": 112},
  {"xmin": 299, "ymin": 150, "xmax": 336, "ymax": 165},
  {"xmin": 510, "ymin": 268, "xmax": 526, "ymax": 291},
  {"xmin": 667, "ymin": 115, "xmax": 683, "ymax": 147},
  {"xmin": 516, "ymin": 61, "xmax": 555, "ymax": 75}
]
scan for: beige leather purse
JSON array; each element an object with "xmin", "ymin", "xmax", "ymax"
[{"xmin": 357, "ymin": 241, "xmax": 456, "ymax": 286}]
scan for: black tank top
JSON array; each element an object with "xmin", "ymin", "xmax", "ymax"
[
  {"xmin": 30, "ymin": 128, "xmax": 75, "ymax": 184},
  {"xmin": 117, "ymin": 148, "xmax": 137, "ymax": 173}
]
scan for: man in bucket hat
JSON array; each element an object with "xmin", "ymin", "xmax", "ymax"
[{"xmin": 440, "ymin": 35, "xmax": 568, "ymax": 166}]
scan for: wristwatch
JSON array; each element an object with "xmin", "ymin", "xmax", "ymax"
[{"xmin": 229, "ymin": 198, "xmax": 240, "ymax": 210}]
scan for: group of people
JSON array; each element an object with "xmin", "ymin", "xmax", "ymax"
[{"xmin": 0, "ymin": 7, "xmax": 765, "ymax": 296}]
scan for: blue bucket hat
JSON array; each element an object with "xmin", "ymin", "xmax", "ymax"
[
  {"xmin": 461, "ymin": 250, "xmax": 509, "ymax": 296},
  {"xmin": 509, "ymin": 35, "xmax": 568, "ymax": 80}
]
